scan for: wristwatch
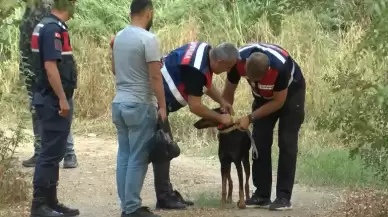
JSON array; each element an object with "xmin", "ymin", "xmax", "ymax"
[{"xmin": 247, "ymin": 114, "xmax": 254, "ymax": 123}]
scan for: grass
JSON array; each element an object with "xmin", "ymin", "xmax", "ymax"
[
  {"xmin": 0, "ymin": 119, "xmax": 31, "ymax": 208},
  {"xmin": 193, "ymin": 192, "xmax": 221, "ymax": 208},
  {"xmin": 297, "ymin": 148, "xmax": 385, "ymax": 188}
]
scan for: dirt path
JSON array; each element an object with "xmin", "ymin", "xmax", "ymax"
[{"xmin": 15, "ymin": 135, "xmax": 339, "ymax": 217}]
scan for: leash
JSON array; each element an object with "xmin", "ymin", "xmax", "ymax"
[{"xmin": 218, "ymin": 125, "xmax": 259, "ymax": 159}]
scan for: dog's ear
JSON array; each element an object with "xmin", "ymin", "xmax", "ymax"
[
  {"xmin": 193, "ymin": 119, "xmax": 219, "ymax": 129},
  {"xmin": 193, "ymin": 107, "xmax": 223, "ymax": 130}
]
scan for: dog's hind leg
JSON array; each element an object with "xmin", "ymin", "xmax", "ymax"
[
  {"xmin": 235, "ymin": 161, "xmax": 246, "ymax": 209},
  {"xmin": 242, "ymin": 156, "xmax": 251, "ymax": 201},
  {"xmin": 226, "ymin": 171, "xmax": 233, "ymax": 204},
  {"xmin": 220, "ymin": 162, "xmax": 230, "ymax": 208}
]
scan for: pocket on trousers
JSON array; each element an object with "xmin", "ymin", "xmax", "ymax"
[
  {"xmin": 35, "ymin": 105, "xmax": 70, "ymax": 132},
  {"xmin": 120, "ymin": 103, "xmax": 157, "ymax": 128}
]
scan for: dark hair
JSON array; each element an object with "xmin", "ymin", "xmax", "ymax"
[
  {"xmin": 246, "ymin": 52, "xmax": 270, "ymax": 79},
  {"xmin": 53, "ymin": 0, "xmax": 76, "ymax": 10},
  {"xmin": 130, "ymin": 0, "xmax": 153, "ymax": 15}
]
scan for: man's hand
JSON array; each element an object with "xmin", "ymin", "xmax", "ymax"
[
  {"xmin": 158, "ymin": 107, "xmax": 167, "ymax": 122},
  {"xmin": 219, "ymin": 113, "xmax": 233, "ymax": 126},
  {"xmin": 59, "ymin": 99, "xmax": 70, "ymax": 117},
  {"xmin": 235, "ymin": 115, "xmax": 250, "ymax": 130},
  {"xmin": 220, "ymin": 100, "xmax": 234, "ymax": 115},
  {"xmin": 110, "ymin": 35, "xmax": 115, "ymax": 49}
]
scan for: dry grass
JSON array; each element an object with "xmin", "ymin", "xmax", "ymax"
[
  {"xmin": 0, "ymin": 123, "xmax": 31, "ymax": 208},
  {"xmin": 329, "ymin": 189, "xmax": 388, "ymax": 217}
]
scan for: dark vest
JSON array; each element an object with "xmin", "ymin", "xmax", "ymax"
[
  {"xmin": 236, "ymin": 43, "xmax": 294, "ymax": 100},
  {"xmin": 30, "ymin": 16, "xmax": 77, "ymax": 98}
]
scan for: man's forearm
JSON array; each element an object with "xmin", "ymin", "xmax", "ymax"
[
  {"xmin": 111, "ymin": 53, "xmax": 115, "ymax": 75},
  {"xmin": 46, "ymin": 67, "xmax": 67, "ymax": 100},
  {"xmin": 222, "ymin": 90, "xmax": 235, "ymax": 105},
  {"xmin": 190, "ymin": 104, "xmax": 221, "ymax": 122},
  {"xmin": 206, "ymin": 86, "xmax": 225, "ymax": 105},
  {"xmin": 150, "ymin": 78, "xmax": 166, "ymax": 109},
  {"xmin": 251, "ymin": 100, "xmax": 283, "ymax": 119},
  {"xmin": 222, "ymin": 81, "xmax": 237, "ymax": 105}
]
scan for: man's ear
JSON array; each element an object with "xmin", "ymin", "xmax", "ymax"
[{"xmin": 193, "ymin": 107, "xmax": 223, "ymax": 130}]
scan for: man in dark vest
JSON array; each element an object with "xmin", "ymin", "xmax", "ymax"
[
  {"xmin": 29, "ymin": 0, "xmax": 79, "ymax": 216},
  {"xmin": 19, "ymin": 0, "xmax": 78, "ymax": 169},
  {"xmin": 223, "ymin": 43, "xmax": 306, "ymax": 211},
  {"xmin": 152, "ymin": 41, "xmax": 239, "ymax": 209}
]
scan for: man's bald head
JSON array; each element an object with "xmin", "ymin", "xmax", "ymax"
[{"xmin": 246, "ymin": 52, "xmax": 270, "ymax": 80}]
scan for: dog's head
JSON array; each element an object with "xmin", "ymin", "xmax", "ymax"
[{"xmin": 193, "ymin": 107, "xmax": 235, "ymax": 131}]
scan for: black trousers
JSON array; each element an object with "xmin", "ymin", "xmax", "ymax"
[
  {"xmin": 251, "ymin": 80, "xmax": 305, "ymax": 200},
  {"xmin": 32, "ymin": 94, "xmax": 73, "ymax": 197},
  {"xmin": 152, "ymin": 116, "xmax": 175, "ymax": 200}
]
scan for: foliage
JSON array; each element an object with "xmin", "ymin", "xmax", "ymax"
[
  {"xmin": 317, "ymin": 0, "xmax": 388, "ymax": 182},
  {"xmin": 0, "ymin": 120, "xmax": 30, "ymax": 207}
]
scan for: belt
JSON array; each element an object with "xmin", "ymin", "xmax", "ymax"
[{"xmin": 43, "ymin": 88, "xmax": 74, "ymax": 99}]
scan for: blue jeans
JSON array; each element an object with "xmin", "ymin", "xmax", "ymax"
[
  {"xmin": 30, "ymin": 98, "xmax": 75, "ymax": 156},
  {"xmin": 112, "ymin": 102, "xmax": 157, "ymax": 214}
]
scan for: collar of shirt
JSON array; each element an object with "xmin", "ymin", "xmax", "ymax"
[{"xmin": 49, "ymin": 13, "xmax": 68, "ymax": 29}]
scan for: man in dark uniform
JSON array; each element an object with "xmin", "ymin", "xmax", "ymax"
[
  {"xmin": 19, "ymin": 0, "xmax": 78, "ymax": 169},
  {"xmin": 29, "ymin": 0, "xmax": 79, "ymax": 216},
  {"xmin": 154, "ymin": 41, "xmax": 239, "ymax": 209},
  {"xmin": 223, "ymin": 43, "xmax": 306, "ymax": 211}
]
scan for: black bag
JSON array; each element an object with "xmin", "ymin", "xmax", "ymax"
[{"xmin": 148, "ymin": 118, "xmax": 180, "ymax": 163}]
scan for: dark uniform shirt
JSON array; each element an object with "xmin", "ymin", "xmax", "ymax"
[
  {"xmin": 39, "ymin": 20, "xmax": 65, "ymax": 63},
  {"xmin": 31, "ymin": 14, "xmax": 77, "ymax": 98},
  {"xmin": 161, "ymin": 42, "xmax": 213, "ymax": 112}
]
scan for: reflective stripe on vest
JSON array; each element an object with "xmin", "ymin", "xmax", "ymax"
[
  {"xmin": 161, "ymin": 42, "xmax": 213, "ymax": 107},
  {"xmin": 31, "ymin": 17, "xmax": 72, "ymax": 56}
]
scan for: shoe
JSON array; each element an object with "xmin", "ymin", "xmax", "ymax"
[
  {"xmin": 245, "ymin": 193, "xmax": 271, "ymax": 208},
  {"xmin": 122, "ymin": 207, "xmax": 160, "ymax": 217},
  {"xmin": 47, "ymin": 186, "xmax": 80, "ymax": 216},
  {"xmin": 173, "ymin": 190, "xmax": 194, "ymax": 206},
  {"xmin": 63, "ymin": 154, "xmax": 78, "ymax": 169},
  {"xmin": 269, "ymin": 198, "xmax": 292, "ymax": 211},
  {"xmin": 23, "ymin": 154, "xmax": 38, "ymax": 167},
  {"xmin": 156, "ymin": 196, "xmax": 186, "ymax": 210},
  {"xmin": 51, "ymin": 203, "xmax": 79, "ymax": 217},
  {"xmin": 31, "ymin": 201, "xmax": 64, "ymax": 217}
]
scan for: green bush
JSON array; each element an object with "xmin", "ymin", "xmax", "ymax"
[{"xmin": 317, "ymin": 1, "xmax": 388, "ymax": 182}]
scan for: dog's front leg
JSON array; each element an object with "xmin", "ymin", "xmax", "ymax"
[
  {"xmin": 226, "ymin": 173, "xmax": 233, "ymax": 204},
  {"xmin": 221, "ymin": 173, "xmax": 227, "ymax": 209},
  {"xmin": 235, "ymin": 162, "xmax": 246, "ymax": 209}
]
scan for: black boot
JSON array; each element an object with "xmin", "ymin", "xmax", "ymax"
[
  {"xmin": 23, "ymin": 154, "xmax": 38, "ymax": 167},
  {"xmin": 156, "ymin": 192, "xmax": 186, "ymax": 210},
  {"xmin": 30, "ymin": 189, "xmax": 64, "ymax": 217},
  {"xmin": 63, "ymin": 154, "xmax": 78, "ymax": 169},
  {"xmin": 47, "ymin": 186, "xmax": 80, "ymax": 217},
  {"xmin": 173, "ymin": 190, "xmax": 194, "ymax": 206}
]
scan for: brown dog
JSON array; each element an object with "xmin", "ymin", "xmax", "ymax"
[{"xmin": 193, "ymin": 108, "xmax": 258, "ymax": 209}]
